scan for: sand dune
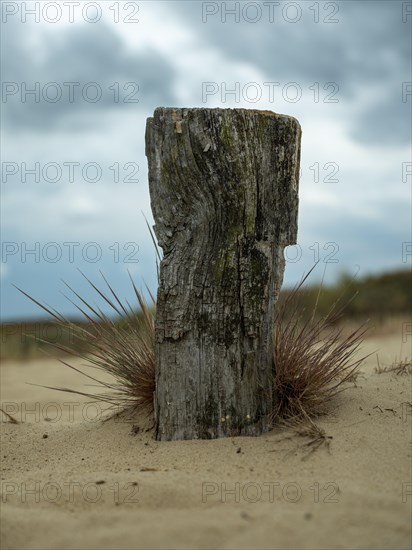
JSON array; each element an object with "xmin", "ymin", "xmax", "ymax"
[{"xmin": 1, "ymin": 332, "xmax": 411, "ymax": 549}]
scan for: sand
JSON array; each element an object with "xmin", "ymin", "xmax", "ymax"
[{"xmin": 1, "ymin": 329, "xmax": 411, "ymax": 550}]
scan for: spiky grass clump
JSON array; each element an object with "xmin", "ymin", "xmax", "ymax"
[
  {"xmin": 17, "ymin": 266, "xmax": 369, "ymax": 428},
  {"xmin": 273, "ymin": 273, "xmax": 369, "ymax": 421},
  {"xmin": 16, "ymin": 272, "xmax": 155, "ymax": 418}
]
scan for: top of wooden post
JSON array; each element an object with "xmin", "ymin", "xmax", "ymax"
[{"xmin": 148, "ymin": 106, "xmax": 300, "ymax": 124}]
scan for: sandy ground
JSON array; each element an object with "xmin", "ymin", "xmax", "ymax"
[{"xmin": 1, "ymin": 328, "xmax": 411, "ymax": 550}]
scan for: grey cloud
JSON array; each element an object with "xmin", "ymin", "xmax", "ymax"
[
  {"xmin": 173, "ymin": 0, "xmax": 411, "ymax": 147},
  {"xmin": 350, "ymin": 82, "xmax": 412, "ymax": 146},
  {"xmin": 2, "ymin": 21, "xmax": 177, "ymax": 131}
]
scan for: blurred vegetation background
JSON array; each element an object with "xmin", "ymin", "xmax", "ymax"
[
  {"xmin": 278, "ymin": 269, "xmax": 411, "ymax": 321},
  {"xmin": 1, "ymin": 268, "xmax": 411, "ymax": 361}
]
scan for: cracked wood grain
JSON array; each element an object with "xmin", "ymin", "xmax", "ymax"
[{"xmin": 146, "ymin": 107, "xmax": 301, "ymax": 441}]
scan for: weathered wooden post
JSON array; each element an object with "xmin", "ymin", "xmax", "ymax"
[{"xmin": 146, "ymin": 108, "xmax": 301, "ymax": 441}]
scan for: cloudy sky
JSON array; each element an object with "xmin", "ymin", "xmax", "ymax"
[{"xmin": 1, "ymin": 0, "xmax": 411, "ymax": 320}]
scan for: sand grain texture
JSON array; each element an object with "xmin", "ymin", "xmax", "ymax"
[{"xmin": 1, "ymin": 331, "xmax": 411, "ymax": 550}]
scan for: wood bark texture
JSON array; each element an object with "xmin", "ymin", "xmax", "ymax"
[{"xmin": 146, "ymin": 107, "xmax": 301, "ymax": 441}]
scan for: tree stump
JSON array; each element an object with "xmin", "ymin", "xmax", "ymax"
[{"xmin": 146, "ymin": 108, "xmax": 301, "ymax": 441}]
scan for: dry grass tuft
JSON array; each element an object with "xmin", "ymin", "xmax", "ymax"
[
  {"xmin": 271, "ymin": 412, "xmax": 333, "ymax": 460},
  {"xmin": 15, "ymin": 271, "xmax": 155, "ymax": 418},
  {"xmin": 375, "ymin": 356, "xmax": 412, "ymax": 375},
  {"xmin": 273, "ymin": 269, "xmax": 369, "ymax": 421},
  {"xmin": 281, "ymin": 414, "xmax": 333, "ymax": 460}
]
